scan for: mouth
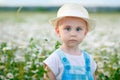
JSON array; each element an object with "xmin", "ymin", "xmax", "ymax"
[{"xmin": 69, "ymin": 39, "xmax": 77, "ymax": 42}]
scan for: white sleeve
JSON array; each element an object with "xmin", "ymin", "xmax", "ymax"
[
  {"xmin": 90, "ymin": 55, "xmax": 97, "ymax": 74},
  {"xmin": 43, "ymin": 52, "xmax": 60, "ymax": 76}
]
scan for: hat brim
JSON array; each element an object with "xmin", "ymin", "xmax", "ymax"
[{"xmin": 49, "ymin": 16, "xmax": 96, "ymax": 31}]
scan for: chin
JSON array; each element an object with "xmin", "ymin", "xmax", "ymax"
[{"xmin": 67, "ymin": 44, "xmax": 78, "ymax": 47}]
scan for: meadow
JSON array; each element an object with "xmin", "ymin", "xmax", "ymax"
[{"xmin": 0, "ymin": 11, "xmax": 120, "ymax": 80}]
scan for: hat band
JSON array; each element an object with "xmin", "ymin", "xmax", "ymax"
[{"xmin": 57, "ymin": 10, "xmax": 89, "ymax": 19}]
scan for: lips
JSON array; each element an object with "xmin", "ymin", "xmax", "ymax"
[{"xmin": 69, "ymin": 39, "xmax": 77, "ymax": 42}]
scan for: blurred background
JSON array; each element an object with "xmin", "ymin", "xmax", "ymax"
[
  {"xmin": 0, "ymin": 0, "xmax": 120, "ymax": 46},
  {"xmin": 0, "ymin": 0, "xmax": 120, "ymax": 80}
]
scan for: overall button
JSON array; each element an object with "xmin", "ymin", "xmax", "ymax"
[
  {"xmin": 86, "ymin": 59, "xmax": 90, "ymax": 64},
  {"xmin": 86, "ymin": 66, "xmax": 90, "ymax": 71},
  {"xmin": 65, "ymin": 65, "xmax": 71, "ymax": 70},
  {"xmin": 62, "ymin": 57, "xmax": 67, "ymax": 62}
]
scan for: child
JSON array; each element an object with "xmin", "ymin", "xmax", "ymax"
[{"xmin": 44, "ymin": 3, "xmax": 97, "ymax": 80}]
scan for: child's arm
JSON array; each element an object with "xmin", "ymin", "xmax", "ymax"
[
  {"xmin": 93, "ymin": 74, "xmax": 96, "ymax": 80},
  {"xmin": 44, "ymin": 64, "xmax": 56, "ymax": 80}
]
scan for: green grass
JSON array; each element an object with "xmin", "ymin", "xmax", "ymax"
[
  {"xmin": 0, "ymin": 11, "xmax": 120, "ymax": 80},
  {"xmin": 0, "ymin": 11, "xmax": 56, "ymax": 23}
]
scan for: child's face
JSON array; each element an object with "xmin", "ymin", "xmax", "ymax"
[{"xmin": 55, "ymin": 17, "xmax": 88, "ymax": 47}]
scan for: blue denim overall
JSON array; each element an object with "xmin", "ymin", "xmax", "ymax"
[{"xmin": 56, "ymin": 49, "xmax": 94, "ymax": 80}]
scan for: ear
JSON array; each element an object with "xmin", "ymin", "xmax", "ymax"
[
  {"xmin": 55, "ymin": 27, "xmax": 60, "ymax": 37},
  {"xmin": 84, "ymin": 30, "xmax": 88, "ymax": 35},
  {"xmin": 84, "ymin": 27, "xmax": 88, "ymax": 36},
  {"xmin": 84, "ymin": 26, "xmax": 89, "ymax": 35}
]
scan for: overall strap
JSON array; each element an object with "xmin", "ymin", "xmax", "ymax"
[
  {"xmin": 56, "ymin": 49, "xmax": 71, "ymax": 70},
  {"xmin": 83, "ymin": 51, "xmax": 94, "ymax": 80}
]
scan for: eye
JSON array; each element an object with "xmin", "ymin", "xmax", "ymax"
[
  {"xmin": 66, "ymin": 27, "xmax": 71, "ymax": 31},
  {"xmin": 76, "ymin": 27, "xmax": 82, "ymax": 31},
  {"xmin": 64, "ymin": 26, "xmax": 71, "ymax": 31}
]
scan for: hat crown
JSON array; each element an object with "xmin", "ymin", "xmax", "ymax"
[
  {"xmin": 57, "ymin": 3, "xmax": 89, "ymax": 19},
  {"xmin": 49, "ymin": 3, "xmax": 95, "ymax": 31}
]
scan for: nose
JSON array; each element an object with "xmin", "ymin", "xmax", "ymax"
[{"xmin": 70, "ymin": 30, "xmax": 77, "ymax": 37}]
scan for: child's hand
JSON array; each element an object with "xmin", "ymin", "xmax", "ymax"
[{"xmin": 44, "ymin": 64, "xmax": 56, "ymax": 80}]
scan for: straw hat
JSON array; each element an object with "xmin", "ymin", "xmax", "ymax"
[{"xmin": 49, "ymin": 3, "xmax": 95, "ymax": 31}]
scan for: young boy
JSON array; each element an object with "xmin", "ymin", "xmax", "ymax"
[{"xmin": 44, "ymin": 3, "xmax": 97, "ymax": 80}]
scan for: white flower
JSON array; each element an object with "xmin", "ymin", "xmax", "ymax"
[
  {"xmin": 14, "ymin": 55, "xmax": 25, "ymax": 62},
  {"xmin": 35, "ymin": 59, "xmax": 39, "ymax": 65},
  {"xmin": 104, "ymin": 41, "xmax": 115, "ymax": 47},
  {"xmin": 24, "ymin": 65, "xmax": 31, "ymax": 71},
  {"xmin": 97, "ymin": 62, "xmax": 104, "ymax": 68},
  {"xmin": 0, "ymin": 56, "xmax": 7, "ymax": 63},
  {"xmin": 0, "ymin": 65, "xmax": 5, "ymax": 70},
  {"xmin": 31, "ymin": 54, "xmax": 36, "ymax": 58},
  {"xmin": 6, "ymin": 73, "xmax": 14, "ymax": 79},
  {"xmin": 31, "ymin": 70, "xmax": 38, "ymax": 73},
  {"xmin": 19, "ymin": 42, "xmax": 28, "ymax": 49},
  {"xmin": 104, "ymin": 71, "xmax": 110, "ymax": 76},
  {"xmin": 24, "ymin": 61, "xmax": 32, "ymax": 71},
  {"xmin": 0, "ymin": 75, "xmax": 5, "ymax": 79},
  {"xmin": 26, "ymin": 61, "xmax": 32, "ymax": 65},
  {"xmin": 2, "ymin": 47, "xmax": 11, "ymax": 51}
]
